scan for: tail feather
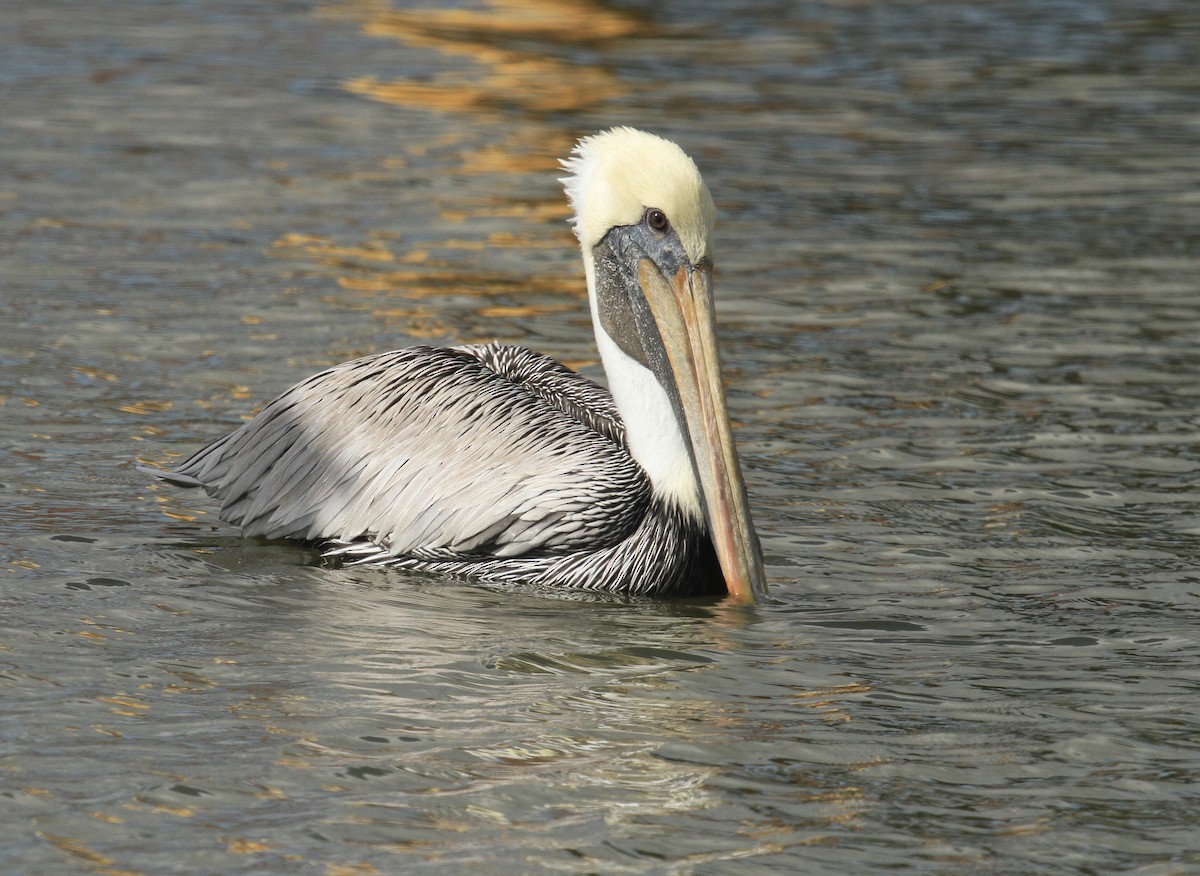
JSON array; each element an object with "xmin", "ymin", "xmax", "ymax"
[{"xmin": 135, "ymin": 463, "xmax": 206, "ymax": 489}]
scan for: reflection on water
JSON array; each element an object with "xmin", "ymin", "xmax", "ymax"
[
  {"xmin": 3, "ymin": 0, "xmax": 1200, "ymax": 873},
  {"xmin": 324, "ymin": 0, "xmax": 629, "ymax": 348},
  {"xmin": 339, "ymin": 0, "xmax": 637, "ymax": 115}
]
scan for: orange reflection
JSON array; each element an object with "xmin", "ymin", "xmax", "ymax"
[
  {"xmin": 332, "ymin": 267, "xmax": 579, "ymax": 300},
  {"xmin": 335, "ymin": 0, "xmax": 641, "ymax": 118},
  {"xmin": 290, "ymin": 1, "xmax": 641, "ymax": 347},
  {"xmin": 269, "ymin": 228, "xmax": 584, "ymax": 345},
  {"xmin": 362, "ymin": 0, "xmax": 643, "ymax": 43}
]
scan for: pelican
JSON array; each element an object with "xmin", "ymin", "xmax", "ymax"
[{"xmin": 142, "ymin": 128, "xmax": 768, "ymax": 602}]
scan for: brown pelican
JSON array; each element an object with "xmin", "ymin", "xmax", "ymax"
[{"xmin": 142, "ymin": 128, "xmax": 768, "ymax": 602}]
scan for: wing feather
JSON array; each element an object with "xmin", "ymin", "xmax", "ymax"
[{"xmin": 167, "ymin": 345, "xmax": 649, "ymax": 558}]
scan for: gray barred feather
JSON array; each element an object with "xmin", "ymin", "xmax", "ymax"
[
  {"xmin": 329, "ymin": 496, "xmax": 723, "ymax": 598},
  {"xmin": 465, "ymin": 343, "xmax": 626, "ymax": 448},
  {"xmin": 158, "ymin": 343, "xmax": 724, "ymax": 595}
]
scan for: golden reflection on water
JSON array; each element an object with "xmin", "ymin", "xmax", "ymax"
[
  {"xmin": 334, "ymin": 0, "xmax": 640, "ymax": 116},
  {"xmin": 364, "ymin": 0, "xmax": 642, "ymax": 43},
  {"xmin": 269, "ymin": 228, "xmax": 583, "ymax": 343},
  {"xmin": 35, "ymin": 832, "xmax": 122, "ymax": 871},
  {"xmin": 289, "ymin": 1, "xmax": 643, "ymax": 348}
]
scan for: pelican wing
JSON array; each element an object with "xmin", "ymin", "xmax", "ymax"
[{"xmin": 163, "ymin": 344, "xmax": 650, "ymax": 559}]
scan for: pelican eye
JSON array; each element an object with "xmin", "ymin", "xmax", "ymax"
[{"xmin": 644, "ymin": 208, "xmax": 670, "ymax": 233}]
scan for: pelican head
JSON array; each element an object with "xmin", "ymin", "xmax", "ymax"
[{"xmin": 561, "ymin": 128, "xmax": 768, "ymax": 603}]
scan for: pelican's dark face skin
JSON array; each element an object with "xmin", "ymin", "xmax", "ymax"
[{"xmin": 592, "ymin": 207, "xmax": 690, "ymax": 378}]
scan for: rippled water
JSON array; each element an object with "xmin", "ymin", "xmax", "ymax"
[{"xmin": 4, "ymin": 1, "xmax": 1200, "ymax": 872}]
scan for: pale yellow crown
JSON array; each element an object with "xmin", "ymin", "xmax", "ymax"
[{"xmin": 560, "ymin": 127, "xmax": 716, "ymax": 264}]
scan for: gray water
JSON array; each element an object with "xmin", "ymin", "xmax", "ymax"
[{"xmin": 3, "ymin": 1, "xmax": 1200, "ymax": 873}]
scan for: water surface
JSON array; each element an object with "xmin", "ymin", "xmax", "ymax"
[{"xmin": 3, "ymin": 1, "xmax": 1200, "ymax": 873}]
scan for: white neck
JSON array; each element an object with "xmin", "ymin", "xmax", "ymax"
[{"xmin": 585, "ymin": 256, "xmax": 703, "ymax": 519}]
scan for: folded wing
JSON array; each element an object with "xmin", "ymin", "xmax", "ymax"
[{"xmin": 158, "ymin": 344, "xmax": 650, "ymax": 559}]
